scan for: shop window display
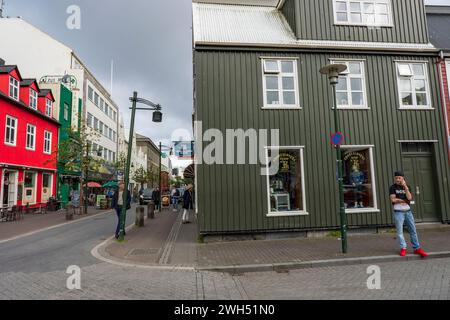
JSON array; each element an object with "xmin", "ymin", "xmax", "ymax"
[
  {"xmin": 342, "ymin": 148, "xmax": 375, "ymax": 210},
  {"xmin": 267, "ymin": 148, "xmax": 304, "ymax": 213}
]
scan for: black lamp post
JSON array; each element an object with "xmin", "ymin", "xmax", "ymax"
[
  {"xmin": 118, "ymin": 92, "xmax": 162, "ymax": 242},
  {"xmin": 320, "ymin": 63, "xmax": 349, "ymax": 254}
]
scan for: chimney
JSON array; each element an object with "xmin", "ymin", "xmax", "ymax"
[{"xmin": 0, "ymin": 58, "xmax": 5, "ymax": 66}]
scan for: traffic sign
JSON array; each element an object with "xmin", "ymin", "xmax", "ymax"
[{"xmin": 331, "ymin": 132, "xmax": 344, "ymax": 146}]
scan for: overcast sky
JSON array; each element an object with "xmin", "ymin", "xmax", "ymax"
[{"xmin": 2, "ymin": 0, "xmax": 450, "ymax": 166}]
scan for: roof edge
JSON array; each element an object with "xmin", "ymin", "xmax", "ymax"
[
  {"xmin": 194, "ymin": 41, "xmax": 438, "ymax": 53},
  {"xmin": 425, "ymin": 5, "xmax": 450, "ymax": 15}
]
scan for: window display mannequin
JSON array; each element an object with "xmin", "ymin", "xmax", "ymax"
[{"xmin": 349, "ymin": 163, "xmax": 365, "ymax": 208}]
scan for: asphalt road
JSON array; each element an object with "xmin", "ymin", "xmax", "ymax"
[
  {"xmin": 0, "ymin": 209, "xmax": 134, "ymax": 274},
  {"xmin": 0, "ymin": 209, "xmax": 448, "ymax": 300}
]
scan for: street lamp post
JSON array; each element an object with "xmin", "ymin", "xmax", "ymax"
[
  {"xmin": 118, "ymin": 92, "xmax": 162, "ymax": 242},
  {"xmin": 320, "ymin": 63, "xmax": 349, "ymax": 254}
]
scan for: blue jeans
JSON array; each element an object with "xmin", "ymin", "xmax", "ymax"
[
  {"xmin": 393, "ymin": 210, "xmax": 421, "ymax": 250},
  {"xmin": 115, "ymin": 206, "xmax": 126, "ymax": 237},
  {"xmin": 171, "ymin": 197, "xmax": 178, "ymax": 210}
]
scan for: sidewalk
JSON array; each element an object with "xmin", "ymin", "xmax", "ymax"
[
  {"xmin": 0, "ymin": 206, "xmax": 113, "ymax": 241},
  {"xmin": 97, "ymin": 208, "xmax": 450, "ymax": 272}
]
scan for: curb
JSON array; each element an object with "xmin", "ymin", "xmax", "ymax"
[
  {"xmin": 195, "ymin": 251, "xmax": 450, "ymax": 274},
  {"xmin": 91, "ymin": 213, "xmax": 196, "ymax": 272}
]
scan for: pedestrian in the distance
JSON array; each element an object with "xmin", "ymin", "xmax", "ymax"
[
  {"xmin": 152, "ymin": 187, "xmax": 161, "ymax": 212},
  {"xmin": 182, "ymin": 184, "xmax": 194, "ymax": 224},
  {"xmin": 112, "ymin": 182, "xmax": 131, "ymax": 239},
  {"xmin": 389, "ymin": 171, "xmax": 428, "ymax": 257},
  {"xmin": 171, "ymin": 186, "xmax": 180, "ymax": 212}
]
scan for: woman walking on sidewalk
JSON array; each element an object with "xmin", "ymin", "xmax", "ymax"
[
  {"xmin": 112, "ymin": 182, "xmax": 131, "ymax": 239},
  {"xmin": 182, "ymin": 184, "xmax": 194, "ymax": 224}
]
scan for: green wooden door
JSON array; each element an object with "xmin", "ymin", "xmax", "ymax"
[
  {"xmin": 402, "ymin": 154, "xmax": 439, "ymax": 222},
  {"xmin": 60, "ymin": 183, "xmax": 70, "ymax": 209}
]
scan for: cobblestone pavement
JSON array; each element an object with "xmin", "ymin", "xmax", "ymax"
[
  {"xmin": 1, "ymin": 258, "xmax": 448, "ymax": 300},
  {"xmin": 1, "ymin": 206, "xmax": 448, "ymax": 300}
]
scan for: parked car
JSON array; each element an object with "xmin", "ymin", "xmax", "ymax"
[{"xmin": 139, "ymin": 188, "xmax": 154, "ymax": 205}]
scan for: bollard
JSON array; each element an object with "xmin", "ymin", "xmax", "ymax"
[
  {"xmin": 148, "ymin": 201, "xmax": 155, "ymax": 219},
  {"xmin": 135, "ymin": 206, "xmax": 145, "ymax": 227},
  {"xmin": 66, "ymin": 204, "xmax": 74, "ymax": 221}
]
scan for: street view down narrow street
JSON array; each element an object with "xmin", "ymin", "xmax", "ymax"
[{"xmin": 0, "ymin": 0, "xmax": 449, "ymax": 315}]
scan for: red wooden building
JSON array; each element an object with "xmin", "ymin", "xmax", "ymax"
[
  {"xmin": 427, "ymin": 5, "xmax": 450, "ymax": 158},
  {"xmin": 0, "ymin": 58, "xmax": 60, "ymax": 209}
]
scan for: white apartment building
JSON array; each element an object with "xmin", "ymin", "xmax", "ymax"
[
  {"xmin": 0, "ymin": 18, "xmax": 119, "ymax": 177},
  {"xmin": 118, "ymin": 113, "xmax": 148, "ymax": 191}
]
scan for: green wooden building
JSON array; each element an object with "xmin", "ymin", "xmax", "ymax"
[
  {"xmin": 40, "ymin": 82, "xmax": 82, "ymax": 208},
  {"xmin": 192, "ymin": 0, "xmax": 450, "ymax": 236}
]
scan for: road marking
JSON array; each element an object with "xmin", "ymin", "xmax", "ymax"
[
  {"xmin": 0, "ymin": 210, "xmax": 114, "ymax": 245},
  {"xmin": 158, "ymin": 213, "xmax": 183, "ymax": 265}
]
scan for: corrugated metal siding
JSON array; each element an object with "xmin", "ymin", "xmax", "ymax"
[
  {"xmin": 195, "ymin": 50, "xmax": 450, "ymax": 234},
  {"xmin": 192, "ymin": 2, "xmax": 435, "ymax": 51},
  {"xmin": 281, "ymin": 0, "xmax": 296, "ymax": 36},
  {"xmin": 294, "ymin": 0, "xmax": 429, "ymax": 43}
]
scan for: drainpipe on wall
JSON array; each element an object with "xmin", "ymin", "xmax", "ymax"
[{"xmin": 436, "ymin": 50, "xmax": 450, "ymax": 161}]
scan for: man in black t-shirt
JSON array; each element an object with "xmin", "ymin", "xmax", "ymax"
[{"xmin": 389, "ymin": 171, "xmax": 428, "ymax": 257}]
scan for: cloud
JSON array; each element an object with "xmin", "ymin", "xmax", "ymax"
[{"xmin": 4, "ymin": 0, "xmax": 194, "ymax": 147}]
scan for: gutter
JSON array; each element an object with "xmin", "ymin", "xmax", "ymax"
[{"xmin": 194, "ymin": 41, "xmax": 438, "ymax": 53}]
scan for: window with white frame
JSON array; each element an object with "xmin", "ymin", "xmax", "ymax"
[
  {"xmin": 44, "ymin": 131, "xmax": 52, "ymax": 154},
  {"xmin": 265, "ymin": 147, "xmax": 306, "ymax": 215},
  {"xmin": 94, "ymin": 92, "xmax": 99, "ymax": 106},
  {"xmin": 26, "ymin": 124, "xmax": 36, "ymax": 150},
  {"xmin": 97, "ymin": 146, "xmax": 103, "ymax": 158},
  {"xmin": 9, "ymin": 77, "xmax": 19, "ymax": 100},
  {"xmin": 100, "ymin": 98, "xmax": 104, "ymax": 112},
  {"xmin": 342, "ymin": 146, "xmax": 378, "ymax": 212},
  {"xmin": 88, "ymin": 86, "xmax": 94, "ymax": 101},
  {"xmin": 262, "ymin": 59, "xmax": 299, "ymax": 108},
  {"xmin": 334, "ymin": 0, "xmax": 392, "ymax": 26},
  {"xmin": 5, "ymin": 115, "xmax": 17, "ymax": 145},
  {"xmin": 45, "ymin": 99, "xmax": 53, "ymax": 117},
  {"xmin": 333, "ymin": 60, "xmax": 367, "ymax": 108},
  {"xmin": 93, "ymin": 118, "xmax": 99, "ymax": 131},
  {"xmin": 396, "ymin": 62, "xmax": 431, "ymax": 108},
  {"xmin": 87, "ymin": 113, "xmax": 93, "ymax": 127},
  {"xmin": 29, "ymin": 89, "xmax": 38, "ymax": 109},
  {"xmin": 64, "ymin": 103, "xmax": 69, "ymax": 121}
]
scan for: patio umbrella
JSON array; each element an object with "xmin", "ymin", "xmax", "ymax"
[
  {"xmin": 102, "ymin": 181, "xmax": 118, "ymax": 188},
  {"xmin": 84, "ymin": 182, "xmax": 102, "ymax": 188}
]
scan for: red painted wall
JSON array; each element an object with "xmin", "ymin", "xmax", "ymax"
[
  {"xmin": 38, "ymin": 92, "xmax": 55, "ymax": 118},
  {"xmin": 0, "ymin": 69, "xmax": 59, "ymax": 206},
  {"xmin": 19, "ymin": 81, "xmax": 39, "ymax": 108},
  {"xmin": 0, "ymin": 99, "xmax": 58, "ymax": 169},
  {"xmin": 0, "ymin": 69, "xmax": 21, "ymax": 98},
  {"xmin": 441, "ymin": 60, "xmax": 450, "ymax": 136}
]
